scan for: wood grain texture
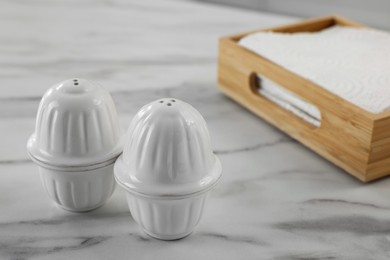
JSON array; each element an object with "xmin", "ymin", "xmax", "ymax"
[{"xmin": 218, "ymin": 15, "xmax": 390, "ymax": 182}]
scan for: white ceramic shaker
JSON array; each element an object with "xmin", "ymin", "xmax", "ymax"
[
  {"xmin": 27, "ymin": 79, "xmax": 123, "ymax": 212},
  {"xmin": 114, "ymin": 98, "xmax": 222, "ymax": 240}
]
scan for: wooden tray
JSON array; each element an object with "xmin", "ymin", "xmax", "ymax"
[{"xmin": 218, "ymin": 15, "xmax": 390, "ymax": 182}]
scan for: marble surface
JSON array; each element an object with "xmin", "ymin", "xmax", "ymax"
[{"xmin": 1, "ymin": 0, "xmax": 390, "ymax": 259}]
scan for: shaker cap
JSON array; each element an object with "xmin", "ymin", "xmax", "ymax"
[
  {"xmin": 27, "ymin": 79, "xmax": 123, "ymax": 168},
  {"xmin": 114, "ymin": 98, "xmax": 222, "ymax": 196}
]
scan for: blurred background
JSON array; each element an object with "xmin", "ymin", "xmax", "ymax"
[{"xmin": 197, "ymin": 0, "xmax": 390, "ymax": 30}]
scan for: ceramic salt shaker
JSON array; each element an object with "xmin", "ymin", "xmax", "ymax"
[
  {"xmin": 114, "ymin": 98, "xmax": 222, "ymax": 240},
  {"xmin": 27, "ymin": 79, "xmax": 123, "ymax": 212}
]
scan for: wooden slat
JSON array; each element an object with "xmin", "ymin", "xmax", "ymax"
[{"xmin": 228, "ymin": 15, "xmax": 356, "ymax": 42}]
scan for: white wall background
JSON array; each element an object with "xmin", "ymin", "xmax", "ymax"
[{"xmin": 198, "ymin": 0, "xmax": 390, "ymax": 30}]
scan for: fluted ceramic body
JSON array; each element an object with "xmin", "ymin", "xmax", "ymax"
[
  {"xmin": 39, "ymin": 164, "xmax": 116, "ymax": 212},
  {"xmin": 115, "ymin": 98, "xmax": 221, "ymax": 240},
  {"xmin": 27, "ymin": 79, "xmax": 123, "ymax": 212},
  {"xmin": 126, "ymin": 193, "xmax": 208, "ymax": 240}
]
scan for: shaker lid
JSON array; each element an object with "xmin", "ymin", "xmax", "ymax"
[
  {"xmin": 27, "ymin": 79, "xmax": 123, "ymax": 169},
  {"xmin": 114, "ymin": 98, "xmax": 222, "ymax": 197}
]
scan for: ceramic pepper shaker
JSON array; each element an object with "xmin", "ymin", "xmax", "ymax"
[
  {"xmin": 114, "ymin": 98, "xmax": 222, "ymax": 240},
  {"xmin": 27, "ymin": 79, "xmax": 123, "ymax": 212}
]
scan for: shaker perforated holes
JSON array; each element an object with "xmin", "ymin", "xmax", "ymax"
[{"xmin": 159, "ymin": 100, "xmax": 173, "ymax": 106}]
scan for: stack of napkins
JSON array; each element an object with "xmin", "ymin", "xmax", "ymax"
[{"xmin": 239, "ymin": 26, "xmax": 390, "ymax": 123}]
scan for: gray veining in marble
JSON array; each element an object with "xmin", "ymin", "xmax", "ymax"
[{"xmin": 2, "ymin": 0, "xmax": 390, "ymax": 259}]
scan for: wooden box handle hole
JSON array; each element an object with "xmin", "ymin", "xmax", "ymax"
[{"xmin": 249, "ymin": 72, "xmax": 322, "ymax": 128}]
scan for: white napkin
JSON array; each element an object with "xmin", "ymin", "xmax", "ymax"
[
  {"xmin": 257, "ymin": 75, "xmax": 321, "ymax": 127},
  {"xmin": 239, "ymin": 26, "xmax": 390, "ymax": 114}
]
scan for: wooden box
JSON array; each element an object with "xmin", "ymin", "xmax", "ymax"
[{"xmin": 218, "ymin": 16, "xmax": 390, "ymax": 182}]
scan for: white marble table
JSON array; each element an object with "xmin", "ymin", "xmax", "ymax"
[{"xmin": 1, "ymin": 0, "xmax": 390, "ymax": 259}]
